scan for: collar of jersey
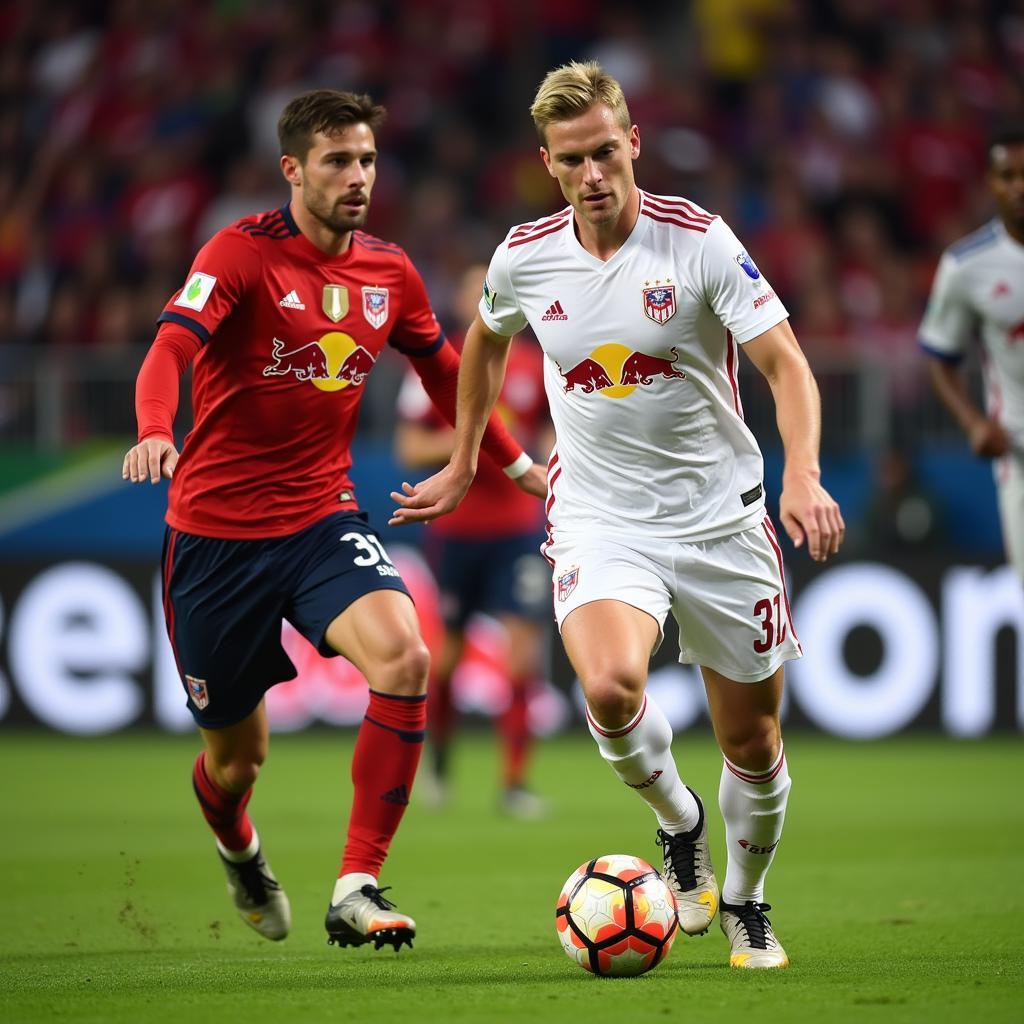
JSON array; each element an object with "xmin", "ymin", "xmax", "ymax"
[
  {"xmin": 994, "ymin": 218, "xmax": 1024, "ymax": 256},
  {"xmin": 278, "ymin": 203, "xmax": 362, "ymax": 266},
  {"xmin": 564, "ymin": 197, "xmax": 651, "ymax": 272}
]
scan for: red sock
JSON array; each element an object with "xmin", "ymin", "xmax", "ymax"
[
  {"xmin": 192, "ymin": 751, "xmax": 254, "ymax": 852},
  {"xmin": 498, "ymin": 681, "xmax": 532, "ymax": 788},
  {"xmin": 341, "ymin": 690, "xmax": 426, "ymax": 877}
]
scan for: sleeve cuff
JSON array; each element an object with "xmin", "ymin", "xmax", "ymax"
[{"xmin": 502, "ymin": 451, "xmax": 532, "ymax": 479}]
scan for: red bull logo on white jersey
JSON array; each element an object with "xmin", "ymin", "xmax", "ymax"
[
  {"xmin": 262, "ymin": 334, "xmax": 376, "ymax": 392},
  {"xmin": 557, "ymin": 343, "xmax": 687, "ymax": 399}
]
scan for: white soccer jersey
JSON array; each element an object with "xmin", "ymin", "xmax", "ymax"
[
  {"xmin": 919, "ymin": 219, "xmax": 1024, "ymax": 445},
  {"xmin": 480, "ymin": 190, "xmax": 789, "ymax": 542}
]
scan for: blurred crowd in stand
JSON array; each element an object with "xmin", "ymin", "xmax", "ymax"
[{"xmin": 0, "ymin": 0, "xmax": 1021, "ymax": 450}]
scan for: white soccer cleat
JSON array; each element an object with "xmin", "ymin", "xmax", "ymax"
[
  {"xmin": 325, "ymin": 885, "xmax": 416, "ymax": 951},
  {"xmin": 656, "ymin": 788, "xmax": 719, "ymax": 935},
  {"xmin": 219, "ymin": 845, "xmax": 291, "ymax": 941},
  {"xmin": 720, "ymin": 900, "xmax": 790, "ymax": 968}
]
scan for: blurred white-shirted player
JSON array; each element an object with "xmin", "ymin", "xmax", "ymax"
[
  {"xmin": 390, "ymin": 61, "xmax": 844, "ymax": 969},
  {"xmin": 920, "ymin": 127, "xmax": 1024, "ymax": 583}
]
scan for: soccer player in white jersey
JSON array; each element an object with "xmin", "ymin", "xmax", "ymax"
[
  {"xmin": 920, "ymin": 127, "xmax": 1024, "ymax": 584},
  {"xmin": 390, "ymin": 61, "xmax": 844, "ymax": 969}
]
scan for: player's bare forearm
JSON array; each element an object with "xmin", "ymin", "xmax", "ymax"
[
  {"xmin": 389, "ymin": 315, "xmax": 513, "ymax": 525},
  {"xmin": 927, "ymin": 358, "xmax": 1010, "ymax": 457},
  {"xmin": 744, "ymin": 321, "xmax": 844, "ymax": 561},
  {"xmin": 450, "ymin": 315, "xmax": 514, "ymax": 472}
]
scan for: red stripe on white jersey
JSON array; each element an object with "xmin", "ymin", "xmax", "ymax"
[
  {"xmin": 541, "ymin": 522, "xmax": 555, "ymax": 567},
  {"xmin": 761, "ymin": 516, "xmax": 801, "ymax": 653},
  {"xmin": 546, "ymin": 467, "xmax": 562, "ymax": 515},
  {"xmin": 642, "ymin": 193, "xmax": 714, "ymax": 224},
  {"xmin": 725, "ymin": 747, "xmax": 786, "ymax": 784},
  {"xmin": 640, "ymin": 210, "xmax": 709, "ymax": 234},
  {"xmin": 511, "ymin": 208, "xmax": 572, "ymax": 239},
  {"xmin": 586, "ymin": 694, "xmax": 648, "ymax": 738},
  {"xmin": 509, "ymin": 220, "xmax": 571, "ymax": 248},
  {"xmin": 725, "ymin": 331, "xmax": 742, "ymax": 416}
]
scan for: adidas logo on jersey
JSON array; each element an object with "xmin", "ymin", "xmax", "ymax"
[
  {"xmin": 380, "ymin": 784, "xmax": 409, "ymax": 806},
  {"xmin": 279, "ymin": 290, "xmax": 306, "ymax": 310},
  {"xmin": 541, "ymin": 300, "xmax": 568, "ymax": 321}
]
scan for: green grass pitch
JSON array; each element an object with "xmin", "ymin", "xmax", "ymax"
[{"xmin": 1, "ymin": 731, "xmax": 1021, "ymax": 1023}]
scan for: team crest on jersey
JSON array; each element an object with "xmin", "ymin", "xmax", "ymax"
[
  {"xmin": 323, "ymin": 284, "xmax": 349, "ymax": 322},
  {"xmin": 362, "ymin": 286, "xmax": 389, "ymax": 329},
  {"xmin": 557, "ymin": 566, "xmax": 579, "ymax": 602},
  {"xmin": 642, "ymin": 283, "xmax": 676, "ymax": 325},
  {"xmin": 185, "ymin": 675, "xmax": 209, "ymax": 710}
]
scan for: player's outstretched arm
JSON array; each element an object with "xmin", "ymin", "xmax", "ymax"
[
  {"xmin": 743, "ymin": 320, "xmax": 845, "ymax": 562},
  {"xmin": 390, "ymin": 314, "xmax": 517, "ymax": 525}
]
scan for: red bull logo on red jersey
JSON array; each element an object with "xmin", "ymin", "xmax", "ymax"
[
  {"xmin": 557, "ymin": 342, "xmax": 687, "ymax": 398},
  {"xmin": 262, "ymin": 333, "xmax": 377, "ymax": 392}
]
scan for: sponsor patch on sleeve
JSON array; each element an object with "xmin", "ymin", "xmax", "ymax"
[
  {"xmin": 482, "ymin": 277, "xmax": 496, "ymax": 313},
  {"xmin": 734, "ymin": 252, "xmax": 761, "ymax": 280},
  {"xmin": 174, "ymin": 272, "xmax": 217, "ymax": 312}
]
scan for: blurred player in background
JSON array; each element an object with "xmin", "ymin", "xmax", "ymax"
[
  {"xmin": 122, "ymin": 89, "xmax": 544, "ymax": 952},
  {"xmin": 395, "ymin": 264, "xmax": 552, "ymax": 817},
  {"xmin": 391, "ymin": 62, "xmax": 843, "ymax": 969},
  {"xmin": 920, "ymin": 126, "xmax": 1024, "ymax": 585}
]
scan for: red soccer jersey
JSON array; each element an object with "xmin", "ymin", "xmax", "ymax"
[
  {"xmin": 149, "ymin": 204, "xmax": 509, "ymax": 538},
  {"xmin": 398, "ymin": 335, "xmax": 548, "ymax": 538}
]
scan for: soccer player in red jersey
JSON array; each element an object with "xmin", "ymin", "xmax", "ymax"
[
  {"xmin": 122, "ymin": 90, "xmax": 545, "ymax": 951},
  {"xmin": 395, "ymin": 264, "xmax": 552, "ymax": 816}
]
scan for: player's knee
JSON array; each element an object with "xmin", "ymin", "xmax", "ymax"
[
  {"xmin": 211, "ymin": 755, "xmax": 262, "ymax": 793},
  {"xmin": 583, "ymin": 670, "xmax": 645, "ymax": 729},
  {"xmin": 376, "ymin": 639, "xmax": 430, "ymax": 697},
  {"xmin": 719, "ymin": 718, "xmax": 781, "ymax": 771}
]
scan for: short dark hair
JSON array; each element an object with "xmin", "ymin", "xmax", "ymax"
[
  {"xmin": 277, "ymin": 90, "xmax": 386, "ymax": 163},
  {"xmin": 987, "ymin": 125, "xmax": 1024, "ymax": 168}
]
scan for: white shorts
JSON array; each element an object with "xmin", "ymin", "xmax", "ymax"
[
  {"xmin": 996, "ymin": 450, "xmax": 1024, "ymax": 581},
  {"xmin": 547, "ymin": 516, "xmax": 802, "ymax": 683}
]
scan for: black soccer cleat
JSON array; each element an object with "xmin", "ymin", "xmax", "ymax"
[{"xmin": 325, "ymin": 884, "xmax": 415, "ymax": 952}]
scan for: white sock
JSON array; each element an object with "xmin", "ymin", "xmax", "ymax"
[
  {"xmin": 587, "ymin": 693, "xmax": 699, "ymax": 834},
  {"xmin": 332, "ymin": 872, "xmax": 377, "ymax": 906},
  {"xmin": 719, "ymin": 745, "xmax": 791, "ymax": 905},
  {"xmin": 216, "ymin": 827, "xmax": 259, "ymax": 863}
]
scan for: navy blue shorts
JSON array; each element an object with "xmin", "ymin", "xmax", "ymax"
[
  {"xmin": 161, "ymin": 510, "xmax": 410, "ymax": 729},
  {"xmin": 426, "ymin": 529, "xmax": 550, "ymax": 630}
]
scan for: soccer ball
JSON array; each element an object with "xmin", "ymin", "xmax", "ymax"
[{"xmin": 555, "ymin": 854, "xmax": 679, "ymax": 977}]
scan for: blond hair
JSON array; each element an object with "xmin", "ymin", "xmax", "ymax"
[{"xmin": 530, "ymin": 61, "xmax": 631, "ymax": 144}]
